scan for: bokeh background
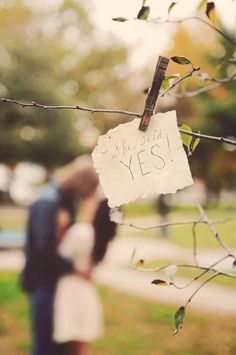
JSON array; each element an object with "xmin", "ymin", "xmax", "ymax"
[{"xmin": 0, "ymin": 0, "xmax": 236, "ymax": 354}]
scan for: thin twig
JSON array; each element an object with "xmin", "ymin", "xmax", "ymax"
[
  {"xmin": 179, "ymin": 129, "xmax": 236, "ymax": 146},
  {"xmin": 0, "ymin": 98, "xmax": 141, "ymax": 118},
  {"xmin": 120, "ymin": 218, "xmax": 231, "ymax": 231},
  {"xmin": 192, "ymin": 219, "xmax": 201, "ymax": 266},
  {"xmin": 1, "ymin": 97, "xmax": 236, "ymax": 147},
  {"xmin": 184, "ymin": 273, "xmax": 220, "ymax": 309},
  {"xmin": 172, "ymin": 75, "xmax": 236, "ymax": 98},
  {"xmin": 132, "ymin": 256, "xmax": 235, "ymax": 280},
  {"xmin": 149, "ymin": 16, "xmax": 236, "ymax": 46},
  {"xmin": 196, "ymin": 202, "xmax": 236, "ymax": 257},
  {"xmin": 172, "ymin": 255, "xmax": 232, "ymax": 290},
  {"xmin": 157, "ymin": 66, "xmax": 200, "ymax": 101}
]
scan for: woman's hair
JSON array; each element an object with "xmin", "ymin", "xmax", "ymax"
[
  {"xmin": 92, "ymin": 199, "xmax": 117, "ymax": 264},
  {"xmin": 53, "ymin": 155, "xmax": 99, "ymax": 197}
]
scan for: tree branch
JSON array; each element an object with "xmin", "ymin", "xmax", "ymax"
[
  {"xmin": 0, "ymin": 98, "xmax": 141, "ymax": 118},
  {"xmin": 1, "ymin": 97, "xmax": 236, "ymax": 147},
  {"xmin": 157, "ymin": 66, "xmax": 200, "ymax": 101},
  {"xmin": 196, "ymin": 202, "xmax": 236, "ymax": 257},
  {"xmin": 179, "ymin": 129, "xmax": 236, "ymax": 146},
  {"xmin": 120, "ymin": 218, "xmax": 230, "ymax": 231},
  {"xmin": 172, "ymin": 72, "xmax": 236, "ymax": 98},
  {"xmin": 172, "ymin": 255, "xmax": 233, "ymax": 290},
  {"xmin": 150, "ymin": 16, "xmax": 236, "ymax": 46},
  {"xmin": 184, "ymin": 273, "xmax": 220, "ymax": 309},
  {"xmin": 192, "ymin": 219, "xmax": 201, "ymax": 266}
]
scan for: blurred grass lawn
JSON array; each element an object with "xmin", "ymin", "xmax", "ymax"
[{"xmin": 1, "ymin": 271, "xmax": 236, "ymax": 355}]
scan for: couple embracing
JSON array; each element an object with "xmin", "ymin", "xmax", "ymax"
[{"xmin": 21, "ymin": 156, "xmax": 117, "ymax": 355}]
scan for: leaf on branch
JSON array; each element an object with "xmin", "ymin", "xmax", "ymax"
[
  {"xmin": 189, "ymin": 135, "xmax": 200, "ymax": 154},
  {"xmin": 180, "ymin": 125, "xmax": 200, "ymax": 156},
  {"xmin": 179, "ymin": 124, "xmax": 193, "ymax": 148},
  {"xmin": 173, "ymin": 306, "xmax": 185, "ymax": 335},
  {"xmin": 168, "ymin": 2, "xmax": 177, "ymax": 15},
  {"xmin": 171, "ymin": 56, "xmax": 192, "ymax": 65},
  {"xmin": 151, "ymin": 279, "xmax": 169, "ymax": 286},
  {"xmin": 112, "ymin": 17, "xmax": 128, "ymax": 22},
  {"xmin": 198, "ymin": 0, "xmax": 207, "ymax": 10},
  {"xmin": 206, "ymin": 2, "xmax": 215, "ymax": 24},
  {"xmin": 136, "ymin": 259, "xmax": 145, "ymax": 267},
  {"xmin": 137, "ymin": 6, "xmax": 150, "ymax": 20},
  {"xmin": 161, "ymin": 74, "xmax": 180, "ymax": 89}
]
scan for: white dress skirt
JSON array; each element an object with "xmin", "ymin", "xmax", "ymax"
[{"xmin": 53, "ymin": 224, "xmax": 104, "ymax": 343}]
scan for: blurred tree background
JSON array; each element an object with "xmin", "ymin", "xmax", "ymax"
[
  {"xmin": 0, "ymin": 0, "xmax": 141, "ymax": 171},
  {"xmin": 0, "ymin": 0, "xmax": 235, "ymax": 200},
  {"xmin": 165, "ymin": 22, "xmax": 236, "ymax": 202}
]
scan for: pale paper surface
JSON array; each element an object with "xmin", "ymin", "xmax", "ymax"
[{"xmin": 92, "ymin": 111, "xmax": 193, "ymax": 207}]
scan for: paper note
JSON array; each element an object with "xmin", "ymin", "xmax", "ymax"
[{"xmin": 92, "ymin": 111, "xmax": 193, "ymax": 207}]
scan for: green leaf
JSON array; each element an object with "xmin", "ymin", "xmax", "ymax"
[
  {"xmin": 161, "ymin": 74, "xmax": 180, "ymax": 89},
  {"xmin": 112, "ymin": 17, "xmax": 128, "ymax": 22},
  {"xmin": 151, "ymin": 279, "xmax": 169, "ymax": 286},
  {"xmin": 198, "ymin": 0, "xmax": 207, "ymax": 10},
  {"xmin": 171, "ymin": 56, "xmax": 192, "ymax": 65},
  {"xmin": 168, "ymin": 2, "xmax": 177, "ymax": 15},
  {"xmin": 142, "ymin": 0, "xmax": 147, "ymax": 5},
  {"xmin": 164, "ymin": 74, "xmax": 180, "ymax": 80},
  {"xmin": 190, "ymin": 135, "xmax": 200, "ymax": 153},
  {"xmin": 206, "ymin": 2, "xmax": 215, "ymax": 23},
  {"xmin": 179, "ymin": 124, "xmax": 193, "ymax": 149},
  {"xmin": 137, "ymin": 6, "xmax": 150, "ymax": 20},
  {"xmin": 173, "ymin": 306, "xmax": 185, "ymax": 335}
]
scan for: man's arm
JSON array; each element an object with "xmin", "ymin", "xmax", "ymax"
[{"xmin": 27, "ymin": 199, "xmax": 74, "ymax": 278}]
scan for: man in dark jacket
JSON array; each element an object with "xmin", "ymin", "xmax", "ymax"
[{"xmin": 21, "ymin": 156, "xmax": 99, "ymax": 355}]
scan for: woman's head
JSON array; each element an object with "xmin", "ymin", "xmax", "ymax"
[{"xmin": 53, "ymin": 155, "xmax": 99, "ymax": 199}]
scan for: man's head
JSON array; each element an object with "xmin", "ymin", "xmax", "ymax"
[{"xmin": 53, "ymin": 155, "xmax": 99, "ymax": 199}]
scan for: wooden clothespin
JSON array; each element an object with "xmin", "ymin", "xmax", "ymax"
[{"xmin": 139, "ymin": 56, "xmax": 169, "ymax": 132}]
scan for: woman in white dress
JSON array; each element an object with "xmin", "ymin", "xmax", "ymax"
[{"xmin": 53, "ymin": 195, "xmax": 117, "ymax": 355}]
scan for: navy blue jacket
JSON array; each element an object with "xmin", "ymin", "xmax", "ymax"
[{"xmin": 21, "ymin": 184, "xmax": 76, "ymax": 293}]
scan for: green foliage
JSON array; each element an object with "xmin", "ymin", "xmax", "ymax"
[
  {"xmin": 171, "ymin": 56, "xmax": 192, "ymax": 65},
  {"xmin": 0, "ymin": 1, "xmax": 130, "ymax": 169},
  {"xmin": 161, "ymin": 74, "xmax": 180, "ymax": 89},
  {"xmin": 168, "ymin": 2, "xmax": 177, "ymax": 15},
  {"xmin": 112, "ymin": 17, "xmax": 127, "ymax": 22},
  {"xmin": 180, "ymin": 124, "xmax": 193, "ymax": 148},
  {"xmin": 192, "ymin": 34, "xmax": 236, "ymax": 196},
  {"xmin": 179, "ymin": 124, "xmax": 200, "ymax": 155},
  {"xmin": 137, "ymin": 6, "xmax": 150, "ymax": 20},
  {"xmin": 173, "ymin": 306, "xmax": 185, "ymax": 335},
  {"xmin": 198, "ymin": 0, "xmax": 207, "ymax": 10}
]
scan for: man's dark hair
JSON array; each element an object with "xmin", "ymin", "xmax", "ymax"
[{"xmin": 92, "ymin": 199, "xmax": 117, "ymax": 264}]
